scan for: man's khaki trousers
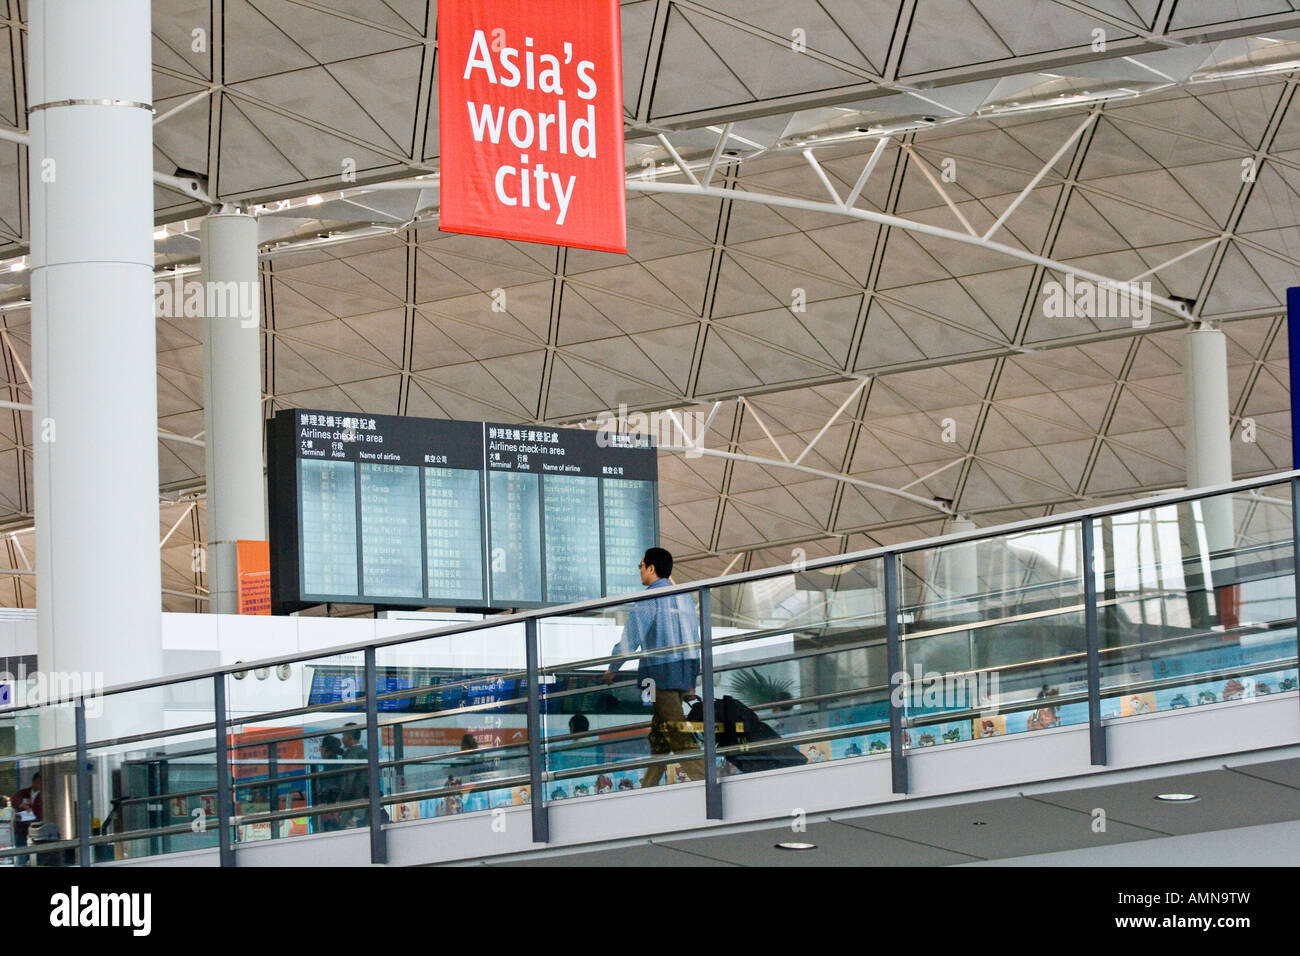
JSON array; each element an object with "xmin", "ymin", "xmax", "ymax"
[{"xmin": 642, "ymin": 689, "xmax": 707, "ymax": 787}]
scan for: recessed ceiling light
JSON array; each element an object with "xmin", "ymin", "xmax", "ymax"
[
  {"xmin": 1156, "ymin": 793, "xmax": 1199, "ymax": 802},
  {"xmin": 972, "ymin": 821, "xmax": 988, "ymax": 826},
  {"xmin": 775, "ymin": 842, "xmax": 817, "ymax": 851}
]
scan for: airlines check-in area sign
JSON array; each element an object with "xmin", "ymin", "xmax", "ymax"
[{"xmin": 438, "ymin": 0, "xmax": 627, "ymax": 253}]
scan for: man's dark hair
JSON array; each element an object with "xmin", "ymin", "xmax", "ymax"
[
  {"xmin": 30, "ymin": 772, "xmax": 40, "ymax": 783},
  {"xmin": 321, "ymin": 735, "xmax": 342, "ymax": 757},
  {"xmin": 643, "ymin": 547, "xmax": 673, "ymax": 579},
  {"xmin": 569, "ymin": 713, "xmax": 589, "ymax": 734}
]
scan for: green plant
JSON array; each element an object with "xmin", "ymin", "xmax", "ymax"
[{"xmin": 728, "ymin": 668, "xmax": 795, "ymax": 704}]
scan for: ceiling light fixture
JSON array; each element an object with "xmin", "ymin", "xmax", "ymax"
[
  {"xmin": 628, "ymin": 156, "xmax": 732, "ymax": 182},
  {"xmin": 1190, "ymin": 60, "xmax": 1300, "ymax": 83},
  {"xmin": 786, "ymin": 118, "xmax": 936, "ymax": 148},
  {"xmin": 775, "ymin": 841, "xmax": 817, "ymax": 851},
  {"xmin": 1155, "ymin": 792, "xmax": 1199, "ymax": 802},
  {"xmin": 979, "ymin": 88, "xmax": 1138, "ymax": 117}
]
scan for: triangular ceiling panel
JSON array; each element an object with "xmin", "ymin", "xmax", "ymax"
[
  {"xmin": 649, "ymin": 4, "xmax": 755, "ymax": 117},
  {"xmin": 678, "ymin": 7, "xmax": 869, "ymax": 102}
]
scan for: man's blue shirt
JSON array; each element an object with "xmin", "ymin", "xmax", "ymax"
[{"xmin": 608, "ymin": 578, "xmax": 701, "ymax": 693}]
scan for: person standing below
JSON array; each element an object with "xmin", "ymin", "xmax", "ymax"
[
  {"xmin": 10, "ymin": 771, "xmax": 42, "ymax": 865},
  {"xmin": 339, "ymin": 725, "xmax": 370, "ymax": 827},
  {"xmin": 316, "ymin": 735, "xmax": 345, "ymax": 831},
  {"xmin": 603, "ymin": 549, "xmax": 705, "ymax": 787}
]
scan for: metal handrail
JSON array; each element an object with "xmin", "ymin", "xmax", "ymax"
[{"xmin": 1, "ymin": 470, "xmax": 1294, "ymax": 711}]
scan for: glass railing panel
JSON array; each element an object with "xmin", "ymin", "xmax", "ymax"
[
  {"xmin": 79, "ymin": 679, "xmax": 218, "ymax": 862},
  {"xmin": 540, "ymin": 590, "xmax": 710, "ymax": 797},
  {"xmin": 1095, "ymin": 484, "xmax": 1298, "ymax": 719},
  {"xmin": 706, "ymin": 558, "xmax": 891, "ymax": 774},
  {"xmin": 375, "ymin": 622, "xmax": 530, "ymax": 821},
  {"xmin": 899, "ymin": 522, "xmax": 1088, "ymax": 745},
  {"xmin": 224, "ymin": 652, "xmax": 374, "ymax": 843},
  {"xmin": 0, "ymin": 700, "xmax": 77, "ymax": 867}
]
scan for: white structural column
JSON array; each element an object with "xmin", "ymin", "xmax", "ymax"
[
  {"xmin": 201, "ymin": 209, "xmax": 266, "ymax": 614},
  {"xmin": 941, "ymin": 516, "xmax": 980, "ymax": 621},
  {"xmin": 29, "ymin": 0, "xmax": 163, "ymax": 694},
  {"xmin": 945, "ymin": 517, "xmax": 979, "ymax": 600},
  {"xmin": 1183, "ymin": 324, "xmax": 1235, "ymax": 555}
]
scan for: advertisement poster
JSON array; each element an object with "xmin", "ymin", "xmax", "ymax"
[
  {"xmin": 798, "ymin": 741, "xmax": 832, "ymax": 763},
  {"xmin": 1120, "ymin": 692, "xmax": 1157, "ymax": 717},
  {"xmin": 973, "ymin": 715, "xmax": 1007, "ymax": 738},
  {"xmin": 391, "ymin": 801, "xmax": 421, "ymax": 822},
  {"xmin": 1005, "ymin": 701, "xmax": 1088, "ymax": 734},
  {"xmin": 237, "ymin": 540, "xmax": 272, "ymax": 615},
  {"xmin": 438, "ymin": 0, "xmax": 627, "ymax": 252}
]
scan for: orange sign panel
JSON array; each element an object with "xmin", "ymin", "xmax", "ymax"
[{"xmin": 237, "ymin": 539, "xmax": 271, "ymax": 615}]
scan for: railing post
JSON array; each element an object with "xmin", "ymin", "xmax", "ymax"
[
  {"xmin": 524, "ymin": 617, "xmax": 550, "ymax": 843},
  {"xmin": 74, "ymin": 699, "xmax": 91, "ymax": 867},
  {"xmin": 699, "ymin": 587, "xmax": 722, "ymax": 820},
  {"xmin": 1082, "ymin": 517, "xmax": 1108, "ymax": 765},
  {"xmin": 1292, "ymin": 477, "xmax": 1300, "ymax": 724},
  {"xmin": 885, "ymin": 552, "xmax": 908, "ymax": 794},
  {"xmin": 364, "ymin": 646, "xmax": 387, "ymax": 864},
  {"xmin": 213, "ymin": 673, "xmax": 236, "ymax": 867},
  {"xmin": 267, "ymin": 741, "xmax": 279, "ymax": 840}
]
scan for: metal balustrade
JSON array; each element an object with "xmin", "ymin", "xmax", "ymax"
[{"xmin": 2, "ymin": 472, "xmax": 1298, "ymax": 866}]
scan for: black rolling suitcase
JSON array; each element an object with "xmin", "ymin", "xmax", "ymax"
[{"xmin": 687, "ymin": 694, "xmax": 807, "ymax": 773}]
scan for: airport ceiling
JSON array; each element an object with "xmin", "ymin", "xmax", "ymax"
[{"xmin": 1, "ymin": 0, "xmax": 1300, "ymax": 610}]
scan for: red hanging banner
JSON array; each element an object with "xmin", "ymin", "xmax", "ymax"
[{"xmin": 438, "ymin": 0, "xmax": 627, "ymax": 253}]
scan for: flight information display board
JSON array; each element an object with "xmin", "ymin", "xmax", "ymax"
[{"xmin": 269, "ymin": 410, "xmax": 658, "ymax": 612}]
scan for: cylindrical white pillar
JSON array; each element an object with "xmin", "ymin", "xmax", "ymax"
[
  {"xmin": 1184, "ymin": 325, "xmax": 1233, "ymax": 491},
  {"xmin": 944, "ymin": 516, "xmax": 979, "ymax": 603},
  {"xmin": 201, "ymin": 210, "xmax": 266, "ymax": 614},
  {"xmin": 29, "ymin": 1, "xmax": 163, "ymax": 703},
  {"xmin": 1183, "ymin": 325, "xmax": 1235, "ymax": 555}
]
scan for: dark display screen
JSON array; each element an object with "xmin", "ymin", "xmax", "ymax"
[
  {"xmin": 424, "ymin": 467, "xmax": 484, "ymax": 603},
  {"xmin": 360, "ymin": 463, "xmax": 423, "ymax": 599},
  {"xmin": 269, "ymin": 410, "xmax": 658, "ymax": 611},
  {"xmin": 298, "ymin": 459, "xmax": 358, "ymax": 596},
  {"xmin": 488, "ymin": 470, "xmax": 542, "ymax": 604},
  {"xmin": 543, "ymin": 474, "xmax": 602, "ymax": 603},
  {"xmin": 602, "ymin": 478, "xmax": 658, "ymax": 596}
]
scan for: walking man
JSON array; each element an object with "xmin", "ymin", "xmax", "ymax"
[{"xmin": 604, "ymin": 548, "xmax": 705, "ymax": 787}]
